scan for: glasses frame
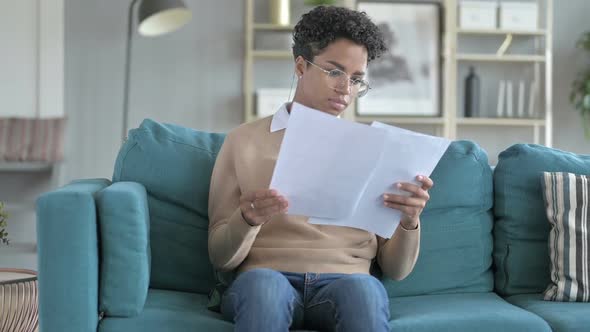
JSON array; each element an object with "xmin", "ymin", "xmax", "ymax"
[{"xmin": 304, "ymin": 59, "xmax": 371, "ymax": 98}]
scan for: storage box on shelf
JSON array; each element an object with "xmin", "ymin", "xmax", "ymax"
[
  {"xmin": 459, "ymin": 1, "xmax": 498, "ymax": 30},
  {"xmin": 500, "ymin": 2, "xmax": 539, "ymax": 31}
]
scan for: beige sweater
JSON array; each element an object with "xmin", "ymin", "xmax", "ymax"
[{"xmin": 208, "ymin": 116, "xmax": 420, "ymax": 280}]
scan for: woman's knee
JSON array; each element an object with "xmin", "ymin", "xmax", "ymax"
[
  {"xmin": 229, "ymin": 268, "xmax": 294, "ymax": 304},
  {"xmin": 336, "ymin": 274, "xmax": 389, "ymax": 307}
]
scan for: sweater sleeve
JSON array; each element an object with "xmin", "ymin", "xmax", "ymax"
[
  {"xmin": 208, "ymin": 133, "xmax": 261, "ymax": 272},
  {"xmin": 377, "ymin": 223, "xmax": 421, "ymax": 281}
]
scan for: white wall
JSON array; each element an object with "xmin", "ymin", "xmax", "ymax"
[
  {"xmin": 0, "ymin": 0, "xmax": 64, "ymax": 118},
  {"xmin": 63, "ymin": 0, "xmax": 244, "ymax": 182},
  {"xmin": 0, "ymin": 1, "xmax": 37, "ymax": 118},
  {"xmin": 551, "ymin": 0, "xmax": 590, "ymax": 155},
  {"xmin": 0, "ymin": 0, "xmax": 64, "ymax": 270}
]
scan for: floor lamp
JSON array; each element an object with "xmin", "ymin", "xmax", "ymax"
[{"xmin": 122, "ymin": 0, "xmax": 192, "ymax": 141}]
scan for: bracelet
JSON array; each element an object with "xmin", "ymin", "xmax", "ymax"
[
  {"xmin": 400, "ymin": 222, "xmax": 419, "ymax": 231},
  {"xmin": 241, "ymin": 211, "xmax": 256, "ymax": 227}
]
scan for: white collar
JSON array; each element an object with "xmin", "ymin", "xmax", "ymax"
[
  {"xmin": 269, "ymin": 102, "xmax": 343, "ymax": 132},
  {"xmin": 270, "ymin": 103, "xmax": 290, "ymax": 133}
]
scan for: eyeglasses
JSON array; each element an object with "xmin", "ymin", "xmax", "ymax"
[{"xmin": 304, "ymin": 59, "xmax": 371, "ymax": 98}]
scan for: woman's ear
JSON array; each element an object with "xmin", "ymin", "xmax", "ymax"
[{"xmin": 294, "ymin": 56, "xmax": 306, "ymax": 78}]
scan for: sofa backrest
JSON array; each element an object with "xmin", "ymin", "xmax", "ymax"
[
  {"xmin": 111, "ymin": 119, "xmax": 495, "ymax": 297},
  {"xmin": 493, "ymin": 144, "xmax": 590, "ymax": 296},
  {"xmin": 112, "ymin": 119, "xmax": 225, "ymax": 294},
  {"xmin": 381, "ymin": 140, "xmax": 495, "ymax": 297}
]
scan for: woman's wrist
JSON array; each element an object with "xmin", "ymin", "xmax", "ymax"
[
  {"xmin": 400, "ymin": 220, "xmax": 419, "ymax": 230},
  {"xmin": 241, "ymin": 211, "xmax": 256, "ymax": 227}
]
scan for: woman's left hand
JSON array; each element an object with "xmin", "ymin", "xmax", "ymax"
[{"xmin": 383, "ymin": 175, "xmax": 434, "ymax": 230}]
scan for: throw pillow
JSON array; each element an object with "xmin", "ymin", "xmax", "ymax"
[{"xmin": 542, "ymin": 171, "xmax": 590, "ymax": 302}]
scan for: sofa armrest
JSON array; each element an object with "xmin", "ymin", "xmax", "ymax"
[{"xmin": 36, "ymin": 178, "xmax": 111, "ymax": 332}]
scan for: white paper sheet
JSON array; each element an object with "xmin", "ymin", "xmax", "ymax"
[
  {"xmin": 269, "ymin": 102, "xmax": 387, "ymax": 219},
  {"xmin": 309, "ymin": 122, "xmax": 451, "ymax": 238}
]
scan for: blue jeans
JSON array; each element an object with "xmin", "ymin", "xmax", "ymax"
[{"xmin": 221, "ymin": 268, "xmax": 390, "ymax": 332}]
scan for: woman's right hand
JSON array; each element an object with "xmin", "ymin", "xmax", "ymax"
[{"xmin": 240, "ymin": 189, "xmax": 289, "ymax": 226}]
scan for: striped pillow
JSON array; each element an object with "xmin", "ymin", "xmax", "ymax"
[{"xmin": 542, "ymin": 171, "xmax": 590, "ymax": 302}]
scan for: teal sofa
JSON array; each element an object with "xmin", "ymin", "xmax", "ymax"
[{"xmin": 36, "ymin": 119, "xmax": 590, "ymax": 332}]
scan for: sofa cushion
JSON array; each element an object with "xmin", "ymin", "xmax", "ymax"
[
  {"xmin": 380, "ymin": 140, "xmax": 494, "ymax": 297},
  {"xmin": 113, "ymin": 119, "xmax": 225, "ymax": 294},
  {"xmin": 506, "ymin": 293, "xmax": 590, "ymax": 332},
  {"xmin": 542, "ymin": 172, "xmax": 590, "ymax": 302},
  {"xmin": 493, "ymin": 144, "xmax": 590, "ymax": 296},
  {"xmin": 96, "ymin": 181, "xmax": 151, "ymax": 317},
  {"xmin": 98, "ymin": 289, "xmax": 321, "ymax": 332},
  {"xmin": 98, "ymin": 289, "xmax": 233, "ymax": 332},
  {"xmin": 389, "ymin": 293, "xmax": 551, "ymax": 332},
  {"xmin": 98, "ymin": 290, "xmax": 552, "ymax": 332}
]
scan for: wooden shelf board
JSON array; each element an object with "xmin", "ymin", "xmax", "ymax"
[
  {"xmin": 0, "ymin": 162, "xmax": 54, "ymax": 172},
  {"xmin": 253, "ymin": 23, "xmax": 295, "ymax": 31},
  {"xmin": 457, "ymin": 28, "xmax": 546, "ymax": 36},
  {"xmin": 355, "ymin": 116, "xmax": 445, "ymax": 125},
  {"xmin": 457, "ymin": 54, "xmax": 546, "ymax": 62},
  {"xmin": 457, "ymin": 118, "xmax": 545, "ymax": 126},
  {"xmin": 252, "ymin": 50, "xmax": 292, "ymax": 59}
]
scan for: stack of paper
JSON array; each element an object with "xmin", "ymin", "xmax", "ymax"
[{"xmin": 269, "ymin": 103, "xmax": 451, "ymax": 238}]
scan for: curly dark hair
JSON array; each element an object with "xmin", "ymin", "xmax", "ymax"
[{"xmin": 292, "ymin": 6, "xmax": 387, "ymax": 63}]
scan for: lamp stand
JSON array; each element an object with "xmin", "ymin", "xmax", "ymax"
[{"xmin": 123, "ymin": 0, "xmax": 141, "ymax": 142}]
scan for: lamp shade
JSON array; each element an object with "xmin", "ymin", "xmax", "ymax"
[{"xmin": 138, "ymin": 0, "xmax": 192, "ymax": 37}]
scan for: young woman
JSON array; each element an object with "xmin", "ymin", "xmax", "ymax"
[{"xmin": 208, "ymin": 6, "xmax": 433, "ymax": 331}]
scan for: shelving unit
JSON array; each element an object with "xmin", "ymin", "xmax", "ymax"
[
  {"xmin": 243, "ymin": 0, "xmax": 553, "ymax": 149},
  {"xmin": 447, "ymin": 0, "xmax": 553, "ymax": 147}
]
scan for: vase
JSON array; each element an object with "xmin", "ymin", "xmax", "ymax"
[{"xmin": 464, "ymin": 66, "xmax": 480, "ymax": 117}]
